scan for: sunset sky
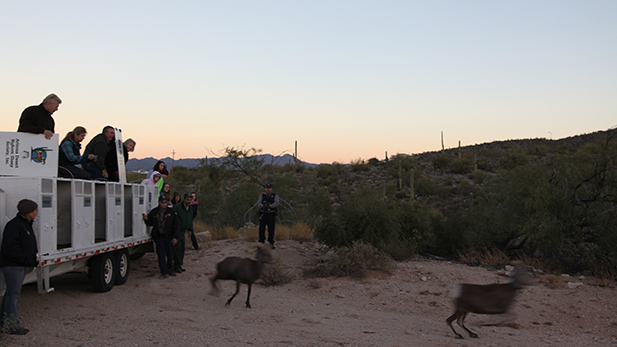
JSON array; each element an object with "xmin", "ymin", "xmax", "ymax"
[{"xmin": 1, "ymin": 1, "xmax": 615, "ymax": 164}]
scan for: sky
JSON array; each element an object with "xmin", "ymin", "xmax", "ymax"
[{"xmin": 1, "ymin": 1, "xmax": 615, "ymax": 164}]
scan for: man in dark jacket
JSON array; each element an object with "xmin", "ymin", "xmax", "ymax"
[
  {"xmin": 173, "ymin": 193, "xmax": 194, "ymax": 272},
  {"xmin": 142, "ymin": 195, "xmax": 180, "ymax": 279},
  {"xmin": 83, "ymin": 126, "xmax": 115, "ymax": 180},
  {"xmin": 0, "ymin": 199, "xmax": 39, "ymax": 335},
  {"xmin": 18, "ymin": 94, "xmax": 62, "ymax": 140},
  {"xmin": 257, "ymin": 183, "xmax": 279, "ymax": 249}
]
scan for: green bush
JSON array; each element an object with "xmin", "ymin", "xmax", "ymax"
[
  {"xmin": 318, "ymin": 241, "xmax": 394, "ymax": 278},
  {"xmin": 260, "ymin": 257, "xmax": 293, "ymax": 286}
]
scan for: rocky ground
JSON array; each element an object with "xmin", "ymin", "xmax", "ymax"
[{"xmin": 3, "ymin": 239, "xmax": 617, "ymax": 346}]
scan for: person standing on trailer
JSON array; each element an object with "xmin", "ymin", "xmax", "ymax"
[
  {"xmin": 0, "ymin": 199, "xmax": 39, "ymax": 335},
  {"xmin": 257, "ymin": 183, "xmax": 279, "ymax": 249},
  {"xmin": 17, "ymin": 93, "xmax": 61, "ymax": 140},
  {"xmin": 82, "ymin": 126, "xmax": 115, "ymax": 180},
  {"xmin": 173, "ymin": 193, "xmax": 194, "ymax": 272},
  {"xmin": 142, "ymin": 195, "xmax": 180, "ymax": 279}
]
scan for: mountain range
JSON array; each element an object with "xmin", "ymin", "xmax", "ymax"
[{"xmin": 126, "ymin": 153, "xmax": 317, "ymax": 172}]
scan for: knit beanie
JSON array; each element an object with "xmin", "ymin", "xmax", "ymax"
[{"xmin": 17, "ymin": 199, "xmax": 38, "ymax": 215}]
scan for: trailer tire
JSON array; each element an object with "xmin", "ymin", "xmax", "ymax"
[
  {"xmin": 91, "ymin": 253, "xmax": 116, "ymax": 292},
  {"xmin": 114, "ymin": 249, "xmax": 130, "ymax": 285}
]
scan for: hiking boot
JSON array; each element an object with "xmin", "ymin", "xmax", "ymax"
[
  {"xmin": 168, "ymin": 270, "xmax": 178, "ymax": 276},
  {"xmin": 159, "ymin": 274, "xmax": 169, "ymax": 280},
  {"xmin": 9, "ymin": 327, "xmax": 29, "ymax": 335}
]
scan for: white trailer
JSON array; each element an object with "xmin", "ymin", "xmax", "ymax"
[{"xmin": 0, "ymin": 131, "xmax": 156, "ymax": 294}]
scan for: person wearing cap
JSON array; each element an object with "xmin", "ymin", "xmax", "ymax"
[
  {"xmin": 256, "ymin": 183, "xmax": 279, "ymax": 249},
  {"xmin": 172, "ymin": 193, "xmax": 194, "ymax": 272},
  {"xmin": 0, "ymin": 199, "xmax": 39, "ymax": 335},
  {"xmin": 142, "ymin": 195, "xmax": 180, "ymax": 279},
  {"xmin": 18, "ymin": 94, "xmax": 62, "ymax": 140}
]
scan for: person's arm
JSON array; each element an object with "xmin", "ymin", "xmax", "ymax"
[
  {"xmin": 256, "ymin": 194, "xmax": 264, "ymax": 208},
  {"xmin": 171, "ymin": 212, "xmax": 180, "ymax": 245},
  {"xmin": 270, "ymin": 194, "xmax": 280, "ymax": 209},
  {"xmin": 93, "ymin": 141, "xmax": 109, "ymax": 170}
]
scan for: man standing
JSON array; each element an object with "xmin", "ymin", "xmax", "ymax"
[
  {"xmin": 142, "ymin": 195, "xmax": 180, "ymax": 279},
  {"xmin": 189, "ymin": 192, "xmax": 199, "ymax": 250},
  {"xmin": 83, "ymin": 126, "xmax": 115, "ymax": 180},
  {"xmin": 173, "ymin": 193, "xmax": 194, "ymax": 272},
  {"xmin": 18, "ymin": 94, "xmax": 62, "ymax": 140},
  {"xmin": 257, "ymin": 183, "xmax": 279, "ymax": 249}
]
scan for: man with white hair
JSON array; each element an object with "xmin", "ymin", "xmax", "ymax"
[{"xmin": 18, "ymin": 93, "xmax": 62, "ymax": 140}]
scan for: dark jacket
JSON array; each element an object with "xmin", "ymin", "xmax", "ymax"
[
  {"xmin": 173, "ymin": 202, "xmax": 194, "ymax": 231},
  {"xmin": 83, "ymin": 133, "xmax": 111, "ymax": 170},
  {"xmin": 105, "ymin": 143, "xmax": 128, "ymax": 176},
  {"xmin": 59, "ymin": 136, "xmax": 85, "ymax": 167},
  {"xmin": 144, "ymin": 206, "xmax": 180, "ymax": 239},
  {"xmin": 0, "ymin": 213, "xmax": 39, "ymax": 268},
  {"xmin": 18, "ymin": 103, "xmax": 55, "ymax": 134}
]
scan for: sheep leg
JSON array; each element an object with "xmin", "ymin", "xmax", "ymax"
[
  {"xmin": 245, "ymin": 283, "xmax": 252, "ymax": 308},
  {"xmin": 210, "ymin": 277, "xmax": 220, "ymax": 295},
  {"xmin": 446, "ymin": 311, "xmax": 464, "ymax": 339},
  {"xmin": 458, "ymin": 312, "xmax": 478, "ymax": 338},
  {"xmin": 226, "ymin": 281, "xmax": 241, "ymax": 307}
]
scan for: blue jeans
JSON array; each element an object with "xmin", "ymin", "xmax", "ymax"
[{"xmin": 0, "ymin": 266, "xmax": 27, "ymax": 330}]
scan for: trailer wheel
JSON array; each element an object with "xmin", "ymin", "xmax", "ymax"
[
  {"xmin": 114, "ymin": 249, "xmax": 130, "ymax": 285},
  {"xmin": 91, "ymin": 253, "xmax": 116, "ymax": 292}
]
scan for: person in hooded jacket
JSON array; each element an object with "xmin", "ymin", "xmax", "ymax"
[{"xmin": 0, "ymin": 199, "xmax": 39, "ymax": 335}]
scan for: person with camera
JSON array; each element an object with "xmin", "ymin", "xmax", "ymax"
[{"xmin": 256, "ymin": 183, "xmax": 279, "ymax": 249}]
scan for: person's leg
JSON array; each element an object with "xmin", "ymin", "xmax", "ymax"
[
  {"xmin": 258, "ymin": 216, "xmax": 267, "ymax": 244},
  {"xmin": 0, "ymin": 266, "xmax": 27, "ymax": 331},
  {"xmin": 153, "ymin": 238, "xmax": 169, "ymax": 275},
  {"xmin": 189, "ymin": 229, "xmax": 199, "ymax": 250},
  {"xmin": 174, "ymin": 234, "xmax": 186, "ymax": 271},
  {"xmin": 267, "ymin": 215, "xmax": 276, "ymax": 246}
]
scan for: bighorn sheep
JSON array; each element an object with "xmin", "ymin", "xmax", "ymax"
[
  {"xmin": 446, "ymin": 262, "xmax": 532, "ymax": 339},
  {"xmin": 210, "ymin": 243, "xmax": 273, "ymax": 308}
]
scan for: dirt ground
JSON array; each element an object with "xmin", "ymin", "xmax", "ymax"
[{"xmin": 3, "ymin": 239, "xmax": 617, "ymax": 347}]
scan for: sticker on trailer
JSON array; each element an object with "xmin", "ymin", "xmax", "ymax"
[{"xmin": 0, "ymin": 131, "xmax": 59, "ymax": 177}]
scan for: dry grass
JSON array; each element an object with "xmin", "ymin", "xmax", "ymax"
[
  {"xmin": 543, "ymin": 275, "xmax": 563, "ymax": 289},
  {"xmin": 243, "ymin": 227, "xmax": 259, "ymax": 242},
  {"xmin": 457, "ymin": 246, "xmax": 510, "ymax": 267},
  {"xmin": 593, "ymin": 263, "xmax": 617, "ymax": 287}
]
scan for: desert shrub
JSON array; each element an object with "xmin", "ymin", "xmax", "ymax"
[
  {"xmin": 304, "ymin": 186, "xmax": 333, "ymax": 228},
  {"xmin": 307, "ymin": 278, "xmax": 322, "ymax": 289},
  {"xmin": 451, "ymin": 157, "xmax": 473, "ymax": 174},
  {"xmin": 242, "ymin": 227, "xmax": 259, "ymax": 242},
  {"xmin": 260, "ymin": 256, "xmax": 293, "ymax": 286},
  {"xmin": 432, "ymin": 153, "xmax": 452, "ymax": 174},
  {"xmin": 456, "ymin": 246, "xmax": 510, "ymax": 267},
  {"xmin": 415, "ymin": 176, "xmax": 436, "ymax": 196},
  {"xmin": 314, "ymin": 187, "xmax": 398, "ymax": 249},
  {"xmin": 289, "ymin": 222, "xmax": 314, "ymax": 242},
  {"xmin": 350, "ymin": 158, "xmax": 370, "ymax": 172},
  {"xmin": 211, "ymin": 225, "xmax": 240, "ymax": 241},
  {"xmin": 319, "ymin": 241, "xmax": 394, "ymax": 278},
  {"xmin": 499, "ymin": 146, "xmax": 528, "ymax": 169},
  {"xmin": 470, "ymin": 170, "xmax": 490, "ymax": 184}
]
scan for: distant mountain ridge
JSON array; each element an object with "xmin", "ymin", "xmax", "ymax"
[{"xmin": 126, "ymin": 153, "xmax": 316, "ymax": 172}]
